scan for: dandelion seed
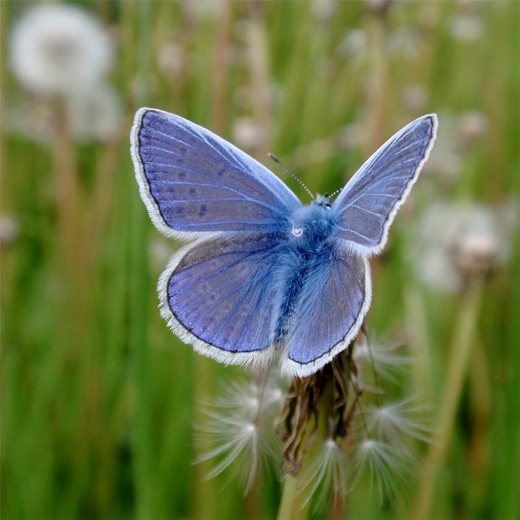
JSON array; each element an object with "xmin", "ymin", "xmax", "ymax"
[
  {"xmin": 10, "ymin": 4, "xmax": 114, "ymax": 96},
  {"xmin": 196, "ymin": 376, "xmax": 283, "ymax": 492},
  {"xmin": 352, "ymin": 438, "xmax": 412, "ymax": 500},
  {"xmin": 300, "ymin": 438, "xmax": 350, "ymax": 510},
  {"xmin": 353, "ymin": 336, "xmax": 410, "ymax": 388},
  {"xmin": 366, "ymin": 397, "xmax": 433, "ymax": 445}
]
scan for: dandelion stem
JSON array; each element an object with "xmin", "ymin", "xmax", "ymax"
[
  {"xmin": 412, "ymin": 282, "xmax": 484, "ymax": 518},
  {"xmin": 277, "ymin": 473, "xmax": 311, "ymax": 520},
  {"xmin": 277, "ymin": 379, "xmax": 335, "ymax": 520}
]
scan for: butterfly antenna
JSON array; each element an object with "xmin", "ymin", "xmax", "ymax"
[
  {"xmin": 328, "ymin": 187, "xmax": 342, "ymax": 199},
  {"xmin": 269, "ymin": 153, "xmax": 315, "ymax": 201}
]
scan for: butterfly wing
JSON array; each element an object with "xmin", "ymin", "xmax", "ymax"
[
  {"xmin": 131, "ymin": 108, "xmax": 301, "ymax": 238},
  {"xmin": 160, "ymin": 233, "xmax": 286, "ymax": 369},
  {"xmin": 281, "ymin": 244, "xmax": 371, "ymax": 378},
  {"xmin": 332, "ymin": 114, "xmax": 438, "ymax": 255}
]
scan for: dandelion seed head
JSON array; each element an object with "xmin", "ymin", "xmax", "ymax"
[
  {"xmin": 402, "ymin": 84, "xmax": 429, "ymax": 113},
  {"xmin": 458, "ymin": 111, "xmax": 488, "ymax": 144},
  {"xmin": 410, "ymin": 201, "xmax": 514, "ymax": 291},
  {"xmin": 450, "ymin": 13, "xmax": 484, "ymax": 42},
  {"xmin": 158, "ymin": 42, "xmax": 184, "ymax": 79},
  {"xmin": 338, "ymin": 29, "xmax": 367, "ymax": 58},
  {"xmin": 10, "ymin": 4, "xmax": 114, "ymax": 96},
  {"xmin": 232, "ymin": 118, "xmax": 266, "ymax": 152},
  {"xmin": 0, "ymin": 215, "xmax": 20, "ymax": 245}
]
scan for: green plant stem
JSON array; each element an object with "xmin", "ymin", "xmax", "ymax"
[
  {"xmin": 191, "ymin": 356, "xmax": 217, "ymax": 519},
  {"xmin": 277, "ymin": 473, "xmax": 311, "ymax": 520},
  {"xmin": 277, "ymin": 381, "xmax": 334, "ymax": 520},
  {"xmin": 412, "ymin": 282, "xmax": 485, "ymax": 519}
]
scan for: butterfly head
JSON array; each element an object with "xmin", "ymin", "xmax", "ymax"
[
  {"xmin": 314, "ymin": 193, "xmax": 332, "ymax": 209},
  {"xmin": 289, "ymin": 199, "xmax": 338, "ymax": 247}
]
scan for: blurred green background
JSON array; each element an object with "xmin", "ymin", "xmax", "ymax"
[{"xmin": 1, "ymin": 1, "xmax": 519, "ymax": 519}]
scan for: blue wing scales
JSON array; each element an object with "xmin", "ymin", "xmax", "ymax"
[
  {"xmin": 282, "ymin": 246, "xmax": 371, "ymax": 378},
  {"xmin": 131, "ymin": 108, "xmax": 301, "ymax": 238},
  {"xmin": 160, "ymin": 233, "xmax": 286, "ymax": 370},
  {"xmin": 332, "ymin": 114, "xmax": 438, "ymax": 255}
]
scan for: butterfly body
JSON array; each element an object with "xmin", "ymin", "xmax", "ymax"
[{"xmin": 131, "ymin": 108, "xmax": 437, "ymax": 377}]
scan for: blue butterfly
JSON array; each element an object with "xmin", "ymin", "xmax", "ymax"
[{"xmin": 130, "ymin": 109, "xmax": 437, "ymax": 378}]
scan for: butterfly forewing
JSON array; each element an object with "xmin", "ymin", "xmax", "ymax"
[
  {"xmin": 332, "ymin": 114, "xmax": 438, "ymax": 255},
  {"xmin": 131, "ymin": 108, "xmax": 301, "ymax": 238}
]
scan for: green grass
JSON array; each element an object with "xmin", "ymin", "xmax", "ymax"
[{"xmin": 1, "ymin": 1, "xmax": 519, "ymax": 519}]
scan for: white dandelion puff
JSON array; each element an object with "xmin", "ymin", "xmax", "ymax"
[
  {"xmin": 409, "ymin": 201, "xmax": 514, "ymax": 292},
  {"xmin": 10, "ymin": 4, "xmax": 114, "ymax": 96}
]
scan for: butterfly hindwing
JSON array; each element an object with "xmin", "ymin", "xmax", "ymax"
[
  {"xmin": 160, "ymin": 233, "xmax": 287, "ymax": 370},
  {"xmin": 131, "ymin": 108, "xmax": 301, "ymax": 238},
  {"xmin": 282, "ymin": 244, "xmax": 371, "ymax": 377},
  {"xmin": 332, "ymin": 114, "xmax": 438, "ymax": 255}
]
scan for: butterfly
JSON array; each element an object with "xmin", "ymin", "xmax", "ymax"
[{"xmin": 130, "ymin": 109, "xmax": 437, "ymax": 378}]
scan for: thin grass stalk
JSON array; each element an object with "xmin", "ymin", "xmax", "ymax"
[
  {"xmin": 412, "ymin": 282, "xmax": 485, "ymax": 519},
  {"xmin": 191, "ymin": 355, "xmax": 218, "ymax": 519},
  {"xmin": 129, "ymin": 1, "xmax": 153, "ymax": 517},
  {"xmin": 365, "ymin": 7, "xmax": 388, "ymax": 154},
  {"xmin": 404, "ymin": 284, "xmax": 434, "ymax": 404},
  {"xmin": 246, "ymin": 0, "xmax": 271, "ymax": 161}
]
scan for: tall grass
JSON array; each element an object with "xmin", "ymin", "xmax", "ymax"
[{"xmin": 1, "ymin": 1, "xmax": 519, "ymax": 519}]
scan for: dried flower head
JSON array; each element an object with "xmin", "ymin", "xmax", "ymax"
[{"xmin": 10, "ymin": 4, "xmax": 114, "ymax": 96}]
